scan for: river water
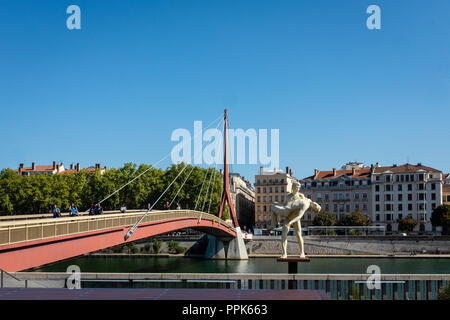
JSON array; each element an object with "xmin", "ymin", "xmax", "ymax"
[{"xmin": 33, "ymin": 256, "xmax": 450, "ymax": 274}]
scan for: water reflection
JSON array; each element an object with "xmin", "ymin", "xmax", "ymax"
[{"xmin": 33, "ymin": 257, "xmax": 450, "ymax": 274}]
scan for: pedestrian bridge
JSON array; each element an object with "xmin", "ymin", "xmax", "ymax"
[{"xmin": 0, "ymin": 210, "xmax": 235, "ymax": 272}]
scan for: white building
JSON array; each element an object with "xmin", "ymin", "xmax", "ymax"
[{"xmin": 371, "ymin": 163, "xmax": 443, "ymax": 233}]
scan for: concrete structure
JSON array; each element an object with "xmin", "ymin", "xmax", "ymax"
[
  {"xmin": 443, "ymin": 184, "xmax": 450, "ymax": 206},
  {"xmin": 254, "ymin": 166, "xmax": 298, "ymax": 228},
  {"xmin": 299, "ymin": 165, "xmax": 372, "ymax": 226},
  {"xmin": 0, "ymin": 210, "xmax": 235, "ymax": 272},
  {"xmin": 229, "ymin": 173, "xmax": 255, "ymax": 231},
  {"xmin": 371, "ymin": 163, "xmax": 443, "ymax": 233},
  {"xmin": 4, "ymin": 272, "xmax": 450, "ymax": 300}
]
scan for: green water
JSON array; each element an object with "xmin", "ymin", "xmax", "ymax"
[{"xmin": 33, "ymin": 256, "xmax": 450, "ymax": 274}]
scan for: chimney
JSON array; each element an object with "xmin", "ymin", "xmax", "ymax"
[
  {"xmin": 31, "ymin": 162, "xmax": 36, "ymax": 170},
  {"xmin": 19, "ymin": 163, "xmax": 24, "ymax": 169},
  {"xmin": 314, "ymin": 169, "xmax": 319, "ymax": 179},
  {"xmin": 286, "ymin": 166, "xmax": 290, "ymax": 174},
  {"xmin": 56, "ymin": 164, "xmax": 60, "ymax": 171},
  {"xmin": 333, "ymin": 168, "xmax": 337, "ymax": 176},
  {"xmin": 289, "ymin": 169, "xmax": 292, "ymax": 176},
  {"xmin": 260, "ymin": 166, "xmax": 264, "ymax": 175},
  {"xmin": 352, "ymin": 168, "xmax": 356, "ymax": 176},
  {"xmin": 96, "ymin": 163, "xmax": 101, "ymax": 169},
  {"xmin": 70, "ymin": 163, "xmax": 73, "ymax": 170},
  {"xmin": 76, "ymin": 163, "xmax": 80, "ymax": 172},
  {"xmin": 53, "ymin": 161, "xmax": 56, "ymax": 170}
]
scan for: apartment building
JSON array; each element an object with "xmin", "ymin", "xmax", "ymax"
[
  {"xmin": 371, "ymin": 163, "xmax": 443, "ymax": 233},
  {"xmin": 254, "ymin": 166, "xmax": 298, "ymax": 228},
  {"xmin": 299, "ymin": 163, "xmax": 372, "ymax": 227},
  {"xmin": 229, "ymin": 173, "xmax": 255, "ymax": 231},
  {"xmin": 15, "ymin": 162, "xmax": 107, "ymax": 176}
]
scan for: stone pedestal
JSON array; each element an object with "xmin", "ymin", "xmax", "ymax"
[{"xmin": 277, "ymin": 256, "xmax": 310, "ymax": 289}]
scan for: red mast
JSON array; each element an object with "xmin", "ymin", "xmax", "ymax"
[{"xmin": 217, "ymin": 109, "xmax": 239, "ymax": 227}]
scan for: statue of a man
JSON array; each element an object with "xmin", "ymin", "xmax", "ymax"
[{"xmin": 270, "ymin": 181, "xmax": 321, "ymax": 258}]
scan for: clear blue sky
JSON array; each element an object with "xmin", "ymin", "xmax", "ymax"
[{"xmin": 0, "ymin": 0, "xmax": 449, "ymax": 182}]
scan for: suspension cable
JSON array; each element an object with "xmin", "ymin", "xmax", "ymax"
[
  {"xmin": 124, "ymin": 114, "xmax": 224, "ymax": 240},
  {"xmin": 95, "ymin": 112, "xmax": 223, "ymax": 210}
]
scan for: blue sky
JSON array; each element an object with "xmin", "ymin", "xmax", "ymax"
[{"xmin": 0, "ymin": 0, "xmax": 449, "ymax": 182}]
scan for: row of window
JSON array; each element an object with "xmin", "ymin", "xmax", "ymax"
[
  {"xmin": 322, "ymin": 203, "xmax": 368, "ymax": 213},
  {"xmin": 375, "ymin": 193, "xmax": 437, "ymax": 202},
  {"xmin": 304, "ymin": 192, "xmax": 368, "ymax": 202},
  {"xmin": 375, "ymin": 183, "xmax": 436, "ymax": 192},
  {"xmin": 256, "ymin": 186, "xmax": 285, "ymax": 194},
  {"xmin": 375, "ymin": 202, "xmax": 437, "ymax": 212},
  {"xmin": 255, "ymin": 178, "xmax": 285, "ymax": 185},
  {"xmin": 256, "ymin": 195, "xmax": 285, "ymax": 203},
  {"xmin": 375, "ymin": 173, "xmax": 436, "ymax": 183},
  {"xmin": 302, "ymin": 180, "xmax": 369, "ymax": 190},
  {"xmin": 375, "ymin": 213, "xmax": 427, "ymax": 222}
]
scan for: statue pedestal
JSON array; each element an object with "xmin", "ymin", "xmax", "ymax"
[{"xmin": 277, "ymin": 256, "xmax": 310, "ymax": 289}]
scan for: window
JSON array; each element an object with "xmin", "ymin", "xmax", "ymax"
[
  {"xmin": 281, "ymin": 196, "xmax": 284, "ymax": 202},
  {"xmin": 398, "ymin": 194, "xmax": 403, "ymax": 201},
  {"xmin": 257, "ymin": 196, "xmax": 260, "ymax": 202},
  {"xmin": 385, "ymin": 185, "xmax": 392, "ymax": 191},
  {"xmin": 339, "ymin": 193, "xmax": 344, "ymax": 200},
  {"xmin": 431, "ymin": 193, "xmax": 436, "ymax": 200},
  {"xmin": 431, "ymin": 183, "xmax": 436, "ymax": 190},
  {"xmin": 398, "ymin": 184, "xmax": 402, "ymax": 191},
  {"xmin": 376, "ymin": 176, "xmax": 380, "ymax": 181},
  {"xmin": 362, "ymin": 193, "xmax": 368, "ymax": 200},
  {"xmin": 385, "ymin": 204, "xmax": 393, "ymax": 211},
  {"xmin": 334, "ymin": 204, "xmax": 338, "ymax": 211},
  {"xmin": 275, "ymin": 195, "xmax": 278, "ymax": 201},
  {"xmin": 418, "ymin": 193, "xmax": 426, "ymax": 201},
  {"xmin": 408, "ymin": 194, "xmax": 412, "ymax": 201},
  {"xmin": 408, "ymin": 184, "xmax": 412, "ymax": 191},
  {"xmin": 408, "ymin": 203, "xmax": 413, "ymax": 211},
  {"xmin": 317, "ymin": 184, "xmax": 322, "ymax": 190},
  {"xmin": 376, "ymin": 214, "xmax": 380, "ymax": 221},
  {"xmin": 263, "ymin": 187, "xmax": 266, "ymax": 193},
  {"xmin": 355, "ymin": 204, "xmax": 359, "ymax": 211},
  {"xmin": 339, "ymin": 183, "xmax": 344, "ymax": 189},
  {"xmin": 346, "ymin": 204, "xmax": 350, "ymax": 212},
  {"xmin": 385, "ymin": 176, "xmax": 391, "ymax": 182},
  {"xmin": 398, "ymin": 204, "xmax": 403, "ymax": 211},
  {"xmin": 275, "ymin": 187, "xmax": 278, "ymax": 193},
  {"xmin": 376, "ymin": 204, "xmax": 380, "ymax": 212},
  {"xmin": 317, "ymin": 193, "xmax": 322, "ymax": 201},
  {"xmin": 263, "ymin": 206, "xmax": 267, "ymax": 212},
  {"xmin": 375, "ymin": 195, "xmax": 380, "ymax": 201},
  {"xmin": 333, "ymin": 193, "xmax": 338, "ymax": 200},
  {"xmin": 345, "ymin": 193, "xmax": 350, "ymax": 200},
  {"xmin": 386, "ymin": 214, "xmax": 392, "ymax": 221},
  {"xmin": 324, "ymin": 183, "xmax": 329, "ymax": 189},
  {"xmin": 325, "ymin": 193, "xmax": 329, "ymax": 201},
  {"xmin": 354, "ymin": 193, "xmax": 359, "ymax": 200},
  {"xmin": 269, "ymin": 187, "xmax": 272, "ymax": 193},
  {"xmin": 325, "ymin": 204, "xmax": 329, "ymax": 211},
  {"xmin": 385, "ymin": 194, "xmax": 392, "ymax": 201},
  {"xmin": 281, "ymin": 186, "xmax": 285, "ymax": 192},
  {"xmin": 375, "ymin": 185, "xmax": 380, "ymax": 192},
  {"xmin": 418, "ymin": 184, "xmax": 424, "ymax": 191}
]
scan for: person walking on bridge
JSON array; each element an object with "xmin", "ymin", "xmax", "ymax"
[
  {"xmin": 69, "ymin": 203, "xmax": 79, "ymax": 216},
  {"xmin": 164, "ymin": 202, "xmax": 170, "ymax": 210},
  {"xmin": 52, "ymin": 204, "xmax": 61, "ymax": 218},
  {"xmin": 94, "ymin": 203, "xmax": 103, "ymax": 215},
  {"xmin": 120, "ymin": 204, "xmax": 127, "ymax": 213}
]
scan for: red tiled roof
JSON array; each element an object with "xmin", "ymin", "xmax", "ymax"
[
  {"xmin": 302, "ymin": 168, "xmax": 371, "ymax": 181},
  {"xmin": 443, "ymin": 184, "xmax": 450, "ymax": 193},
  {"xmin": 14, "ymin": 165, "xmax": 55, "ymax": 172},
  {"xmin": 373, "ymin": 163, "xmax": 441, "ymax": 174}
]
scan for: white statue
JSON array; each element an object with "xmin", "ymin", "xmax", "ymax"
[{"xmin": 270, "ymin": 181, "xmax": 321, "ymax": 259}]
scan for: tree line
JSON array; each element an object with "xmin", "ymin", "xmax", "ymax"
[{"xmin": 0, "ymin": 163, "xmax": 228, "ymax": 217}]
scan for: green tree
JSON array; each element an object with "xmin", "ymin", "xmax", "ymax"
[
  {"xmin": 152, "ymin": 240, "xmax": 162, "ymax": 254},
  {"xmin": 431, "ymin": 205, "xmax": 450, "ymax": 235},
  {"xmin": 312, "ymin": 212, "xmax": 337, "ymax": 226},
  {"xmin": 338, "ymin": 211, "xmax": 372, "ymax": 226},
  {"xmin": 397, "ymin": 216, "xmax": 419, "ymax": 233}
]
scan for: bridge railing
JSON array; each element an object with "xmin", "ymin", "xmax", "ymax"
[{"xmin": 0, "ymin": 210, "xmax": 234, "ymax": 247}]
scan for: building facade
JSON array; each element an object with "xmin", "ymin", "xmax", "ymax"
[
  {"xmin": 229, "ymin": 173, "xmax": 255, "ymax": 231},
  {"xmin": 254, "ymin": 167, "xmax": 297, "ymax": 228},
  {"xmin": 15, "ymin": 162, "xmax": 107, "ymax": 175},
  {"xmin": 299, "ymin": 165, "xmax": 372, "ymax": 227},
  {"xmin": 371, "ymin": 163, "xmax": 443, "ymax": 233}
]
